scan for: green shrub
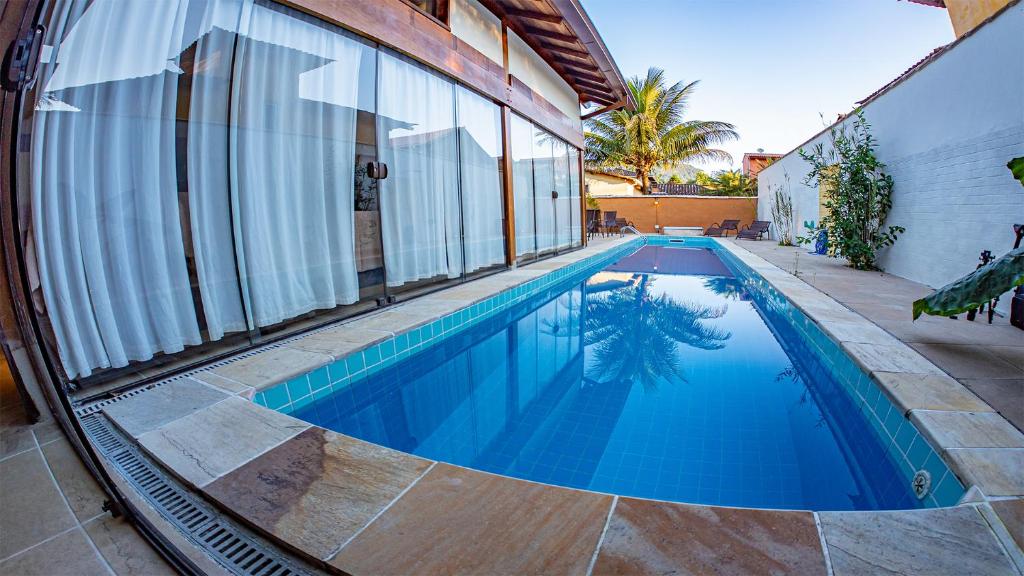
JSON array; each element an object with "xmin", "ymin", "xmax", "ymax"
[{"xmin": 799, "ymin": 111, "xmax": 903, "ymax": 270}]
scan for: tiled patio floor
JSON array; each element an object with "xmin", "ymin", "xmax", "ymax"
[
  {"xmin": 731, "ymin": 240, "xmax": 1024, "ymax": 432},
  {"xmin": 0, "ymin": 358, "xmax": 172, "ymax": 575}
]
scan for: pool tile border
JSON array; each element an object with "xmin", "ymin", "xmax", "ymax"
[{"xmin": 717, "ymin": 239, "xmax": 1024, "ymax": 504}]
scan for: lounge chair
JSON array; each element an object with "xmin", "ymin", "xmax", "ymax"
[
  {"xmin": 719, "ymin": 219, "xmax": 740, "ymax": 236},
  {"xmin": 703, "ymin": 225, "xmax": 724, "ymax": 237},
  {"xmin": 737, "ymin": 220, "xmax": 771, "ymax": 240},
  {"xmin": 615, "ymin": 217, "xmax": 633, "ymax": 235},
  {"xmin": 601, "ymin": 211, "xmax": 619, "ymax": 236},
  {"xmin": 586, "ymin": 209, "xmax": 600, "ymax": 239}
]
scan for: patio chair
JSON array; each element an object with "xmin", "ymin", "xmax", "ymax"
[
  {"xmin": 719, "ymin": 219, "xmax": 741, "ymax": 236},
  {"xmin": 737, "ymin": 220, "xmax": 771, "ymax": 240},
  {"xmin": 615, "ymin": 217, "xmax": 634, "ymax": 235},
  {"xmin": 601, "ymin": 211, "xmax": 618, "ymax": 236},
  {"xmin": 586, "ymin": 209, "xmax": 600, "ymax": 239},
  {"xmin": 703, "ymin": 225, "xmax": 724, "ymax": 237}
]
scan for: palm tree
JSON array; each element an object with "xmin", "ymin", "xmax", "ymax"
[{"xmin": 585, "ymin": 68, "xmax": 738, "ymax": 195}]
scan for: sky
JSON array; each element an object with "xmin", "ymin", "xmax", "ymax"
[{"xmin": 582, "ymin": 0, "xmax": 955, "ymax": 172}]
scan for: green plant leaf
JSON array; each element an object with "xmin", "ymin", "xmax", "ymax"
[
  {"xmin": 1009, "ymin": 156, "xmax": 1024, "ymax": 187},
  {"xmin": 912, "ymin": 247, "xmax": 1024, "ymax": 319}
]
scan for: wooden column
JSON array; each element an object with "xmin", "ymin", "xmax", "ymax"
[
  {"xmin": 500, "ymin": 22, "xmax": 517, "ymax": 266},
  {"xmin": 500, "ymin": 106, "xmax": 517, "ymax": 266}
]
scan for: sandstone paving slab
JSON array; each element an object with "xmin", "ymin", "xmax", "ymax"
[
  {"xmin": 946, "ymin": 448, "xmax": 1024, "ymax": 497},
  {"xmin": 990, "ymin": 499, "xmax": 1024, "ymax": 551},
  {"xmin": 330, "ymin": 463, "xmax": 611, "ymax": 575},
  {"xmin": 875, "ymin": 372, "xmax": 992, "ymax": 413},
  {"xmin": 204, "ymin": 427, "xmax": 432, "ymax": 561},
  {"xmin": 104, "ymin": 377, "xmax": 227, "ymax": 437},
  {"xmin": 137, "ymin": 397, "xmax": 309, "ymax": 488},
  {"xmin": 211, "ymin": 346, "xmax": 332, "ymax": 391},
  {"xmin": 819, "ymin": 506, "xmax": 1014, "ymax": 576},
  {"xmin": 591, "ymin": 497, "xmax": 827, "ymax": 575},
  {"xmin": 192, "ymin": 372, "xmax": 254, "ymax": 396},
  {"xmin": 842, "ymin": 341, "xmax": 946, "ymax": 376},
  {"xmin": 285, "ymin": 325, "xmax": 393, "ymax": 360},
  {"xmin": 911, "ymin": 410, "xmax": 1024, "ymax": 450}
]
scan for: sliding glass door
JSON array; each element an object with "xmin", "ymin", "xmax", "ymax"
[
  {"xmin": 21, "ymin": 0, "xmax": 511, "ymax": 387},
  {"xmin": 512, "ymin": 114, "xmax": 583, "ymax": 263}
]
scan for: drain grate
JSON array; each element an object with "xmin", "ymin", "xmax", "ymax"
[{"xmin": 81, "ymin": 414, "xmax": 317, "ymax": 576}]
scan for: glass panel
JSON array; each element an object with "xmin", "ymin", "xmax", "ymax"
[
  {"xmin": 533, "ymin": 127, "xmax": 556, "ymax": 255},
  {"xmin": 377, "ymin": 51, "xmax": 461, "ymax": 292},
  {"xmin": 230, "ymin": 0, "xmax": 376, "ymax": 328},
  {"xmin": 569, "ymin": 147, "xmax": 582, "ymax": 247},
  {"xmin": 511, "ymin": 114, "xmax": 536, "ymax": 259},
  {"xmin": 27, "ymin": 0, "xmax": 247, "ymax": 380},
  {"xmin": 24, "ymin": 0, "xmax": 381, "ymax": 384},
  {"xmin": 456, "ymin": 87, "xmax": 506, "ymax": 274},
  {"xmin": 553, "ymin": 139, "xmax": 572, "ymax": 249}
]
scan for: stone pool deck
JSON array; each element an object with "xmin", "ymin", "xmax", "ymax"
[{"xmin": 88, "ymin": 236, "xmax": 1024, "ymax": 575}]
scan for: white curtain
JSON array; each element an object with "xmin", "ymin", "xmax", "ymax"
[
  {"xmin": 511, "ymin": 115, "xmax": 536, "ymax": 257},
  {"xmin": 227, "ymin": 2, "xmax": 363, "ymax": 327},
  {"xmin": 456, "ymin": 87, "xmax": 505, "ymax": 273},
  {"xmin": 31, "ymin": 0, "xmax": 203, "ymax": 379},
  {"xmin": 533, "ymin": 128, "xmax": 556, "ymax": 254},
  {"xmin": 188, "ymin": 3, "xmax": 248, "ymax": 340},
  {"xmin": 569, "ymin": 147, "xmax": 582, "ymax": 247},
  {"xmin": 378, "ymin": 52, "xmax": 461, "ymax": 287},
  {"xmin": 553, "ymin": 140, "xmax": 572, "ymax": 249}
]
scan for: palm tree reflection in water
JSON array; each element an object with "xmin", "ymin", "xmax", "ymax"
[{"xmin": 546, "ymin": 273, "xmax": 732, "ymax": 392}]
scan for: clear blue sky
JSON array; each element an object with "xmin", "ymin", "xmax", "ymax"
[{"xmin": 582, "ymin": 0, "xmax": 955, "ymax": 171}]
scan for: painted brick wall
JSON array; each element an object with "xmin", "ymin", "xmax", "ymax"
[{"xmin": 757, "ymin": 2, "xmax": 1024, "ymax": 313}]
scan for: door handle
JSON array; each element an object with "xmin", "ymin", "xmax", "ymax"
[{"xmin": 367, "ymin": 161, "xmax": 388, "ymax": 180}]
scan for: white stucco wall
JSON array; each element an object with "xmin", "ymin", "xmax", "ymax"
[
  {"xmin": 757, "ymin": 2, "xmax": 1024, "ymax": 313},
  {"xmin": 449, "ymin": 0, "xmax": 503, "ymax": 66},
  {"xmin": 508, "ymin": 30, "xmax": 582, "ymax": 128}
]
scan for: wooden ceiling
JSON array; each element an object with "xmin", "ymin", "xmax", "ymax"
[{"xmin": 478, "ymin": 0, "xmax": 635, "ymax": 112}]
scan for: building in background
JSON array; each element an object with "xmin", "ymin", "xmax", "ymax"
[
  {"xmin": 585, "ymin": 169, "xmax": 643, "ymax": 196},
  {"xmin": 742, "ymin": 151, "xmax": 784, "ymax": 178},
  {"xmin": 907, "ymin": 0, "xmax": 1015, "ymax": 36}
]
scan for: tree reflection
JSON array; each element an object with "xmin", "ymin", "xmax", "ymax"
[
  {"xmin": 703, "ymin": 276, "xmax": 749, "ymax": 301},
  {"xmin": 548, "ymin": 274, "xmax": 731, "ymax": 391}
]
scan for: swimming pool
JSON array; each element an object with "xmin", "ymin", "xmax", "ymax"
[{"xmin": 257, "ymin": 238, "xmax": 964, "ymax": 511}]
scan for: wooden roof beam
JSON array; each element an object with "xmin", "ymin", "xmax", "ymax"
[
  {"xmin": 505, "ymin": 7, "xmax": 564, "ymax": 23},
  {"xmin": 574, "ymin": 78, "xmax": 611, "ymax": 92},
  {"xmin": 522, "ymin": 26, "xmax": 578, "ymax": 44},
  {"xmin": 541, "ymin": 42, "xmax": 592, "ymax": 59}
]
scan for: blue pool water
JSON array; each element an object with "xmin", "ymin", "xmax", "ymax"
[{"xmin": 292, "ymin": 241, "xmax": 943, "ymax": 511}]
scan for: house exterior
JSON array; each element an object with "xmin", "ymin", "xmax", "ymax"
[
  {"xmin": 908, "ymin": 0, "xmax": 1015, "ymax": 36},
  {"xmin": 742, "ymin": 152, "xmax": 783, "ymax": 178},
  {"xmin": 585, "ymin": 169, "xmax": 643, "ymax": 196},
  {"xmin": 0, "ymin": 0, "xmax": 631, "ymax": 565},
  {"xmin": 757, "ymin": 0, "xmax": 1023, "ymax": 312}
]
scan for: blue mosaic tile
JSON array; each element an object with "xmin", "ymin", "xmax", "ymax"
[
  {"xmin": 346, "ymin": 352, "xmax": 365, "ymax": 375},
  {"xmin": 263, "ymin": 385, "xmax": 290, "ymax": 411},
  {"xmin": 328, "ymin": 359, "xmax": 348, "ymax": 384},
  {"xmin": 308, "ymin": 366, "xmax": 330, "ymax": 393}
]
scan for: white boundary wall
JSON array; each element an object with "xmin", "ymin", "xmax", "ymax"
[{"xmin": 757, "ymin": 2, "xmax": 1024, "ymax": 312}]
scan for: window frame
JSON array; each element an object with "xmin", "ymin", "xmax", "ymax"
[{"xmin": 401, "ymin": 0, "xmax": 451, "ymax": 28}]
